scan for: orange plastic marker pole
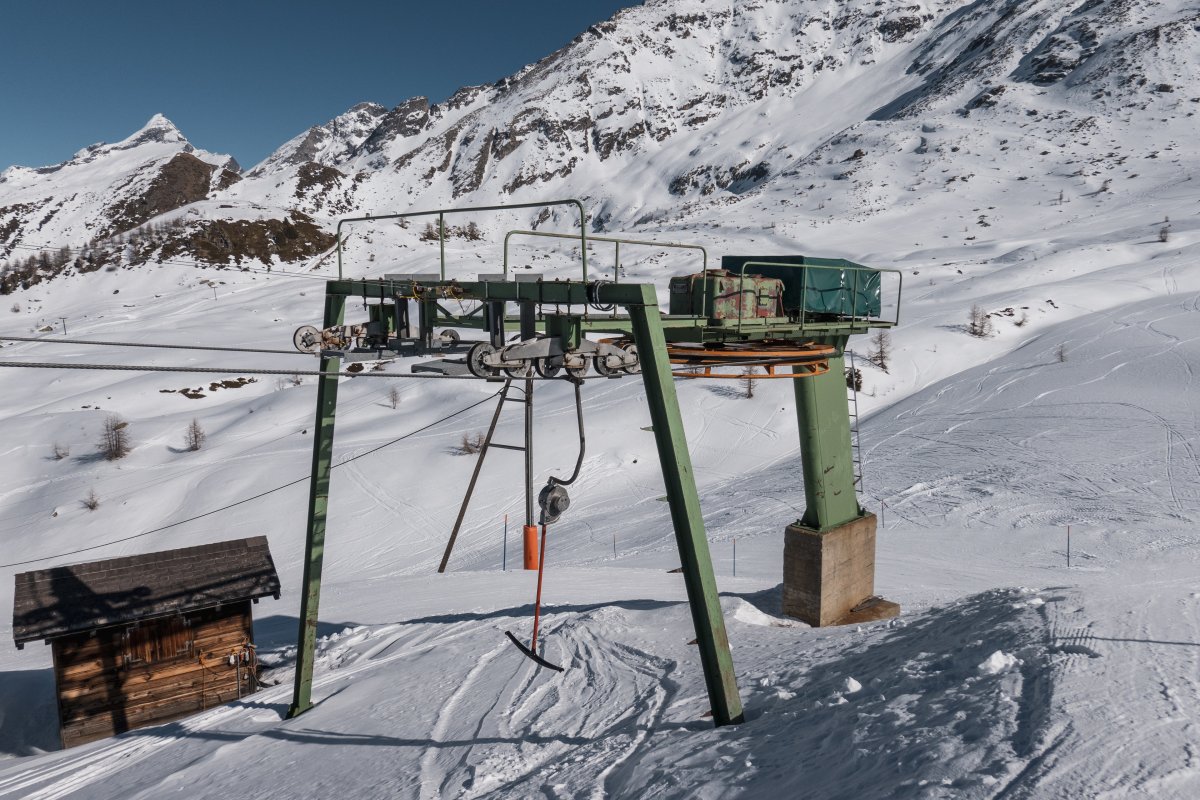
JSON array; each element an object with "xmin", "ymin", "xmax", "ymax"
[{"xmin": 523, "ymin": 524, "xmax": 539, "ymax": 570}]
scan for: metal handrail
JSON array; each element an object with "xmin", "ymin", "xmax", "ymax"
[
  {"xmin": 731, "ymin": 261, "xmax": 903, "ymax": 332},
  {"xmin": 334, "ymin": 199, "xmax": 588, "ymax": 280},
  {"xmin": 502, "ymin": 229, "xmax": 707, "ymax": 286}
]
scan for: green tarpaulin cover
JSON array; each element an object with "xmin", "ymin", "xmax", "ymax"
[{"xmin": 721, "ymin": 255, "xmax": 882, "ymax": 319}]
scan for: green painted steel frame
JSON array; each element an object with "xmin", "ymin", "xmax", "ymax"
[
  {"xmin": 627, "ymin": 289, "xmax": 744, "ymax": 724},
  {"xmin": 288, "ymin": 278, "xmax": 745, "ymax": 726},
  {"xmin": 288, "ymin": 293, "xmax": 346, "ymax": 718},
  {"xmin": 792, "ymin": 353, "xmax": 862, "ymax": 531},
  {"xmin": 327, "ymin": 276, "xmax": 885, "ymax": 346}
]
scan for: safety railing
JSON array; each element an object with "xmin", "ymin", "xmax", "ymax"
[
  {"xmin": 335, "ymin": 199, "xmax": 588, "ymax": 280},
  {"xmin": 501, "ymin": 227, "xmax": 705, "ymax": 299}
]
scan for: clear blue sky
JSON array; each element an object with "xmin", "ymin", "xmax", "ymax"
[{"xmin": 0, "ymin": 1, "xmax": 641, "ymax": 171}]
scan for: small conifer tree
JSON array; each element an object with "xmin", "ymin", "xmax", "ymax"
[
  {"xmin": 967, "ymin": 305, "xmax": 992, "ymax": 338},
  {"xmin": 869, "ymin": 329, "xmax": 892, "ymax": 371},
  {"xmin": 184, "ymin": 419, "xmax": 206, "ymax": 451},
  {"xmin": 98, "ymin": 415, "xmax": 131, "ymax": 460},
  {"xmin": 741, "ymin": 366, "xmax": 758, "ymax": 398}
]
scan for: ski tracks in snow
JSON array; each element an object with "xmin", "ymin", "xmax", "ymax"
[
  {"xmin": 415, "ymin": 609, "xmax": 674, "ymax": 799},
  {"xmin": 0, "ymin": 605, "xmax": 681, "ymax": 800},
  {"xmin": 0, "ymin": 702, "xmax": 244, "ymax": 800},
  {"xmin": 1004, "ymin": 576, "xmax": 1200, "ymax": 798},
  {"xmin": 0, "ymin": 622, "xmax": 479, "ymax": 800}
]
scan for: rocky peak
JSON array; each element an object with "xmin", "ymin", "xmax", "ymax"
[
  {"xmin": 250, "ymin": 102, "xmax": 390, "ymax": 175},
  {"xmin": 358, "ymin": 97, "xmax": 432, "ymax": 155},
  {"xmin": 116, "ymin": 113, "xmax": 188, "ymax": 148}
]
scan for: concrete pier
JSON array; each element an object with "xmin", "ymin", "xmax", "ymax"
[{"xmin": 782, "ymin": 512, "xmax": 898, "ymax": 626}]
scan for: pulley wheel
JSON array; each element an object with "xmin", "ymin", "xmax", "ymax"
[
  {"xmin": 564, "ymin": 360, "xmax": 590, "ymax": 380},
  {"xmin": 619, "ymin": 342, "xmax": 640, "ymax": 374},
  {"xmin": 503, "ymin": 361, "xmax": 533, "ymax": 379},
  {"xmin": 534, "ymin": 357, "xmax": 562, "ymax": 379},
  {"xmin": 593, "ymin": 355, "xmax": 620, "ymax": 377},
  {"xmin": 467, "ymin": 342, "xmax": 498, "ymax": 378},
  {"xmin": 293, "ymin": 325, "xmax": 321, "ymax": 354}
]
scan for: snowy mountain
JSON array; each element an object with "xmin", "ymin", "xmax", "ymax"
[
  {"xmin": 0, "ymin": 115, "xmax": 332, "ymax": 293},
  {"xmin": 1, "ymin": 0, "xmax": 1200, "ymax": 796},
  {"xmin": 0, "ymin": 114, "xmax": 239, "ymax": 250},
  {"xmin": 5, "ymin": 0, "xmax": 1196, "ymax": 273},
  {"xmin": 235, "ymin": 0, "xmax": 959, "ymax": 219},
  {"xmin": 227, "ymin": 0, "xmax": 1197, "ymax": 229},
  {"xmin": 248, "ymin": 102, "xmax": 391, "ymax": 177}
]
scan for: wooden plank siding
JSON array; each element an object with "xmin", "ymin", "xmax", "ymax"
[{"xmin": 53, "ymin": 602, "xmax": 258, "ymax": 748}]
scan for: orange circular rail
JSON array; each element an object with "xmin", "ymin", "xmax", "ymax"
[{"xmin": 666, "ymin": 341, "xmax": 836, "ymax": 380}]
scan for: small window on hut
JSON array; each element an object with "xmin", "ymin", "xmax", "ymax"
[{"xmin": 121, "ymin": 615, "xmax": 193, "ymax": 665}]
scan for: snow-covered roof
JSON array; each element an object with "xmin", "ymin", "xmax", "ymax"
[{"xmin": 11, "ymin": 536, "xmax": 280, "ymax": 646}]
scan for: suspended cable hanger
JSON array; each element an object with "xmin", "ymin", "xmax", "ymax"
[{"xmin": 504, "ymin": 378, "xmax": 585, "ymax": 673}]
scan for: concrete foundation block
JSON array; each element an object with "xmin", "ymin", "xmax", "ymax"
[{"xmin": 783, "ymin": 513, "xmax": 895, "ymax": 626}]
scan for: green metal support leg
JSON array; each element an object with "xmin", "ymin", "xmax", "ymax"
[
  {"xmin": 288, "ymin": 294, "xmax": 346, "ymax": 718},
  {"xmin": 783, "ymin": 351, "xmax": 891, "ymax": 626},
  {"xmin": 629, "ymin": 289, "xmax": 744, "ymax": 726},
  {"xmin": 793, "ymin": 352, "xmax": 861, "ymax": 531}
]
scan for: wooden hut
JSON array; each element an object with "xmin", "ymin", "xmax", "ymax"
[{"xmin": 11, "ymin": 536, "xmax": 281, "ymax": 748}]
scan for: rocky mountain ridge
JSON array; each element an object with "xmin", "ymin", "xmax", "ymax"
[{"xmin": 1, "ymin": 0, "xmax": 1196, "ymax": 292}]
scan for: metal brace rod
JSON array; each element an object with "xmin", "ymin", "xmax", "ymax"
[
  {"xmin": 438, "ymin": 379, "xmax": 516, "ymax": 573},
  {"xmin": 547, "ymin": 380, "xmax": 586, "ymax": 488},
  {"xmin": 502, "ymin": 229, "xmax": 707, "ymax": 284}
]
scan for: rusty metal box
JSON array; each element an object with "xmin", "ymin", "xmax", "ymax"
[{"xmin": 668, "ymin": 270, "xmax": 784, "ymax": 320}]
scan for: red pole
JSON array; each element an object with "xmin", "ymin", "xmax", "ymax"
[
  {"xmin": 530, "ymin": 524, "xmax": 549, "ymax": 653},
  {"xmin": 523, "ymin": 524, "xmax": 538, "ymax": 570}
]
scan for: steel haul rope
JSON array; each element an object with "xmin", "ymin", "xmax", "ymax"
[
  {"xmin": 0, "ymin": 389, "xmax": 502, "ymax": 568},
  {"xmin": 0, "ymin": 334, "xmax": 306, "ymax": 355}
]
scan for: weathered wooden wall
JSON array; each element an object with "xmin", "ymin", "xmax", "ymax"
[{"xmin": 53, "ymin": 602, "xmax": 256, "ymax": 748}]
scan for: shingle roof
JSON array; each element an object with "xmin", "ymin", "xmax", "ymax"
[{"xmin": 12, "ymin": 536, "xmax": 281, "ymax": 646}]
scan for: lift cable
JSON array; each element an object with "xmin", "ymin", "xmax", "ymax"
[
  {"xmin": 0, "ymin": 334, "xmax": 308, "ymax": 356},
  {"xmin": 0, "ymin": 383, "xmax": 401, "ymax": 532},
  {"xmin": 0, "ymin": 360, "xmax": 591, "ymax": 381},
  {"xmin": 0, "ymin": 389, "xmax": 504, "ymax": 569},
  {"xmin": 0, "ymin": 338, "xmax": 827, "ymax": 376}
]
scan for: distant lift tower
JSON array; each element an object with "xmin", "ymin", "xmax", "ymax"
[{"xmin": 286, "ymin": 200, "xmax": 902, "ymax": 729}]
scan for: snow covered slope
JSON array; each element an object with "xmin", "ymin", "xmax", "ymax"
[
  {"xmin": 0, "ymin": 115, "xmax": 240, "ymax": 252},
  {"xmin": 1, "ymin": 0, "xmax": 1200, "ymax": 796},
  {"xmin": 0, "ymin": 116, "xmax": 332, "ymax": 289}
]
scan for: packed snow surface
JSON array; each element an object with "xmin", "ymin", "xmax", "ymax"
[
  {"xmin": 1, "ymin": 236, "xmax": 1197, "ymax": 799},
  {"xmin": 2, "ymin": 0, "xmax": 1200, "ymax": 797}
]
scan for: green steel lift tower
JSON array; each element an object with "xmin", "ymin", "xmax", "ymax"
[{"xmin": 287, "ymin": 200, "xmax": 901, "ymax": 728}]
